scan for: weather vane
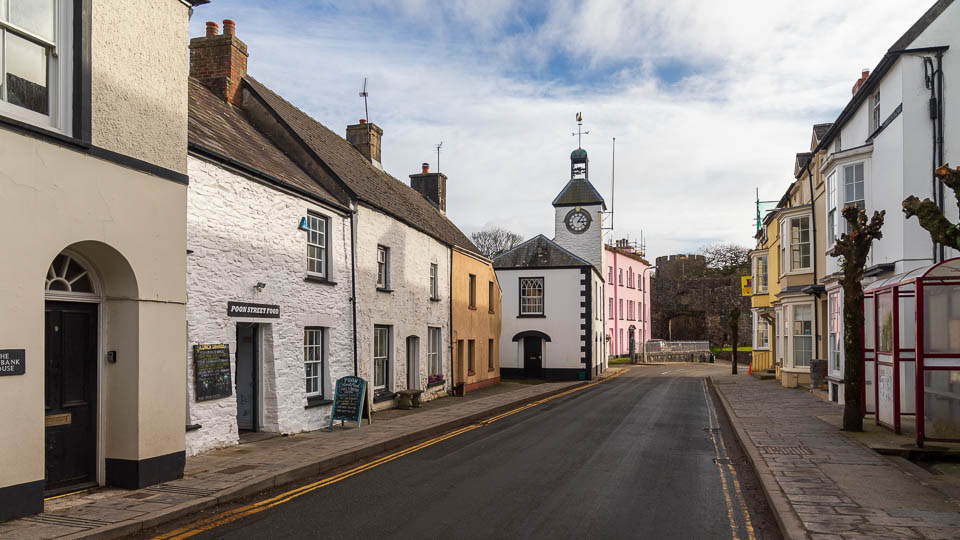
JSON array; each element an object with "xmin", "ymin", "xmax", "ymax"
[
  {"xmin": 572, "ymin": 112, "xmax": 589, "ymax": 148},
  {"xmin": 359, "ymin": 77, "xmax": 369, "ymax": 122}
]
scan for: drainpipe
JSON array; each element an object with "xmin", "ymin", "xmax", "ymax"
[
  {"xmin": 612, "ymin": 251, "xmax": 619, "ymax": 355},
  {"xmin": 937, "ymin": 50, "xmax": 945, "ymax": 261},
  {"xmin": 808, "ymin": 167, "xmax": 821, "ymax": 363},
  {"xmin": 350, "ymin": 207, "xmax": 359, "ymax": 376},
  {"xmin": 449, "ymin": 248, "xmax": 454, "ymax": 394}
]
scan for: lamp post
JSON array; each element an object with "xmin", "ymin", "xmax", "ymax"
[{"xmin": 641, "ymin": 265, "xmax": 656, "ymax": 364}]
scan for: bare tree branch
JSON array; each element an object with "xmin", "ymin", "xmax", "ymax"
[
  {"xmin": 471, "ymin": 227, "xmax": 525, "ymax": 259},
  {"xmin": 698, "ymin": 242, "xmax": 751, "ymax": 274}
]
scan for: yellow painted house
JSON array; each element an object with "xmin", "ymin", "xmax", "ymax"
[{"xmin": 750, "ymin": 210, "xmax": 779, "ymax": 374}]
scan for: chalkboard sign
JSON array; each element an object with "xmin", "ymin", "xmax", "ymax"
[
  {"xmin": 329, "ymin": 376, "xmax": 372, "ymax": 428},
  {"xmin": 194, "ymin": 344, "xmax": 232, "ymax": 401}
]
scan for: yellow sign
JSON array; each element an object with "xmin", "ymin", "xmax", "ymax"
[{"xmin": 741, "ymin": 276, "xmax": 753, "ymax": 296}]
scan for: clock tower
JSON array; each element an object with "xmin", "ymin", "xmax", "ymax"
[{"xmin": 552, "ymin": 146, "xmax": 606, "ymax": 272}]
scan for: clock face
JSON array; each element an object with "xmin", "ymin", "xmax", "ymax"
[{"xmin": 565, "ymin": 209, "xmax": 592, "ymax": 234}]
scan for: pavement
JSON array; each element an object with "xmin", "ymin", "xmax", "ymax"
[
  {"xmin": 712, "ymin": 373, "xmax": 960, "ymax": 540},
  {"xmin": 146, "ymin": 363, "xmax": 764, "ymax": 540},
  {"xmin": 0, "ymin": 374, "xmax": 618, "ymax": 540}
]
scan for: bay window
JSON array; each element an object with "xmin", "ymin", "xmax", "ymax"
[
  {"xmin": 792, "ymin": 305, "xmax": 812, "ymax": 367},
  {"xmin": 827, "ymin": 163, "xmax": 865, "ymax": 245},
  {"xmin": 828, "ymin": 291, "xmax": 842, "ymax": 373}
]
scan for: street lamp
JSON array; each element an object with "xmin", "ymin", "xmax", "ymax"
[{"xmin": 641, "ymin": 265, "xmax": 656, "ymax": 364}]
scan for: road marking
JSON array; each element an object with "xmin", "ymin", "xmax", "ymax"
[
  {"xmin": 702, "ymin": 379, "xmax": 756, "ymax": 540},
  {"xmin": 153, "ymin": 369, "xmax": 627, "ymax": 539}
]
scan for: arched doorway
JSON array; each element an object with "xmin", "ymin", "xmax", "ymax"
[{"xmin": 43, "ymin": 250, "xmax": 103, "ymax": 495}]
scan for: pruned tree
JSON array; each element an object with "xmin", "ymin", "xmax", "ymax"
[
  {"xmin": 699, "ymin": 242, "xmax": 750, "ymax": 274},
  {"xmin": 728, "ymin": 307, "xmax": 740, "ymax": 375},
  {"xmin": 833, "ymin": 206, "xmax": 885, "ymax": 432},
  {"xmin": 903, "ymin": 164, "xmax": 960, "ymax": 250},
  {"xmin": 471, "ymin": 227, "xmax": 524, "ymax": 259}
]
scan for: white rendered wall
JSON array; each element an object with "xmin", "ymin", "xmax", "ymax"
[
  {"xmin": 185, "ymin": 157, "xmax": 354, "ymax": 456},
  {"xmin": 497, "ymin": 268, "xmax": 585, "ymax": 371},
  {"xmin": 354, "ymin": 205, "xmax": 452, "ymax": 410},
  {"xmin": 554, "ymin": 203, "xmax": 605, "ymax": 272}
]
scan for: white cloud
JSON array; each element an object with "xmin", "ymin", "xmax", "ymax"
[{"xmin": 189, "ymin": 0, "xmax": 934, "ymax": 260}]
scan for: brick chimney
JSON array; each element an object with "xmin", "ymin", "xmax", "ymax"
[
  {"xmin": 346, "ymin": 119, "xmax": 384, "ymax": 169},
  {"xmin": 409, "ymin": 162, "xmax": 447, "ymax": 214},
  {"xmin": 189, "ymin": 20, "xmax": 248, "ymax": 107},
  {"xmin": 851, "ymin": 69, "xmax": 870, "ymax": 96}
]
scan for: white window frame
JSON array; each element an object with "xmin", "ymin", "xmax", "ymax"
[
  {"xmin": 429, "ymin": 263, "xmax": 438, "ymax": 299},
  {"xmin": 427, "ymin": 326, "xmax": 442, "ymax": 376},
  {"xmin": 828, "ymin": 291, "xmax": 843, "ymax": 374},
  {"xmin": 826, "ymin": 171, "xmax": 838, "ymax": 246},
  {"xmin": 304, "ymin": 327, "xmax": 325, "ymax": 398},
  {"xmin": 790, "ymin": 216, "xmax": 811, "ymax": 272},
  {"xmin": 752, "ymin": 254, "xmax": 768, "ymax": 294},
  {"xmin": 306, "ymin": 212, "xmax": 327, "ymax": 278},
  {"xmin": 618, "ymin": 298, "xmax": 623, "ymax": 320},
  {"xmin": 775, "ymin": 307, "xmax": 785, "ymax": 366},
  {"xmin": 519, "ymin": 277, "xmax": 544, "ymax": 315},
  {"xmin": 792, "ymin": 304, "xmax": 813, "ymax": 368},
  {"xmin": 871, "ymin": 90, "xmax": 880, "ymax": 133},
  {"xmin": 376, "ymin": 245, "xmax": 389, "ymax": 289},
  {"xmin": 0, "ymin": 1, "xmax": 73, "ymax": 134},
  {"xmin": 779, "ymin": 220, "xmax": 788, "ymax": 277},
  {"xmin": 608, "ymin": 297, "xmax": 614, "ymax": 320},
  {"xmin": 373, "ymin": 325, "xmax": 390, "ymax": 390}
]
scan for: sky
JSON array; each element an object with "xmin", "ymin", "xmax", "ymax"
[{"xmin": 188, "ymin": 1, "xmax": 933, "ymax": 261}]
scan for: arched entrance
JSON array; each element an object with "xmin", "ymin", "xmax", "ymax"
[{"xmin": 43, "ymin": 250, "xmax": 103, "ymax": 495}]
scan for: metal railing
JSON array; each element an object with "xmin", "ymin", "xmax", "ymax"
[{"xmin": 642, "ymin": 340, "xmax": 710, "ymax": 353}]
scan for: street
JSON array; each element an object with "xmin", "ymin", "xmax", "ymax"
[{"xmin": 148, "ymin": 365, "xmax": 779, "ymax": 540}]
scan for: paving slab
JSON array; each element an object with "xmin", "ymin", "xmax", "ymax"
[
  {"xmin": 712, "ymin": 374, "xmax": 960, "ymax": 540},
  {"xmin": 0, "ymin": 370, "xmax": 623, "ymax": 539}
]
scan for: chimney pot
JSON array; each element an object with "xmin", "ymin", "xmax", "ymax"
[
  {"xmin": 359, "ymin": 119, "xmax": 367, "ymax": 124},
  {"xmin": 205, "ymin": 21, "xmax": 219, "ymax": 36},
  {"xmin": 422, "ymin": 163, "xmax": 430, "ymax": 174},
  {"xmin": 222, "ymin": 19, "xmax": 236, "ymax": 36},
  {"xmin": 190, "ymin": 18, "xmax": 248, "ymax": 107}
]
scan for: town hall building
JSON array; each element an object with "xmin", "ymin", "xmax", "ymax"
[{"xmin": 495, "ymin": 147, "xmax": 608, "ymax": 380}]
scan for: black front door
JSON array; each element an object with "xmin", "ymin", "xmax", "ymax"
[
  {"xmin": 45, "ymin": 301, "xmax": 98, "ymax": 494},
  {"xmin": 523, "ymin": 337, "xmax": 542, "ymax": 378},
  {"xmin": 236, "ymin": 323, "xmax": 259, "ymax": 432}
]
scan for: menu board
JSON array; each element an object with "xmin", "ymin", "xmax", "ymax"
[
  {"xmin": 329, "ymin": 376, "xmax": 371, "ymax": 428},
  {"xmin": 194, "ymin": 344, "xmax": 232, "ymax": 401}
]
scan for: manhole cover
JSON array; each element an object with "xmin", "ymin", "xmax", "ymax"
[{"xmin": 757, "ymin": 445, "xmax": 812, "ymax": 456}]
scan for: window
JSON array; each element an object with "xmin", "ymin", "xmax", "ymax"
[
  {"xmin": 871, "ymin": 91, "xmax": 880, "ymax": 133},
  {"xmin": 789, "ymin": 216, "xmax": 811, "ymax": 271},
  {"xmin": 374, "ymin": 326, "xmax": 390, "ymax": 390},
  {"xmin": 619, "ymin": 329, "xmax": 623, "ymax": 352},
  {"xmin": 488, "ymin": 281, "xmax": 495, "ymax": 313},
  {"xmin": 608, "ymin": 297, "xmax": 614, "ymax": 319},
  {"xmin": 304, "ymin": 328, "xmax": 325, "ymax": 397},
  {"xmin": 427, "ymin": 327, "xmax": 442, "ymax": 376},
  {"xmin": 376, "ymin": 246, "xmax": 389, "ymax": 289},
  {"xmin": 429, "ymin": 263, "xmax": 438, "ymax": 299},
  {"xmin": 779, "ymin": 220, "xmax": 787, "ymax": 275},
  {"xmin": 468, "ymin": 274, "xmax": 476, "ymax": 308},
  {"xmin": 306, "ymin": 213, "xmax": 328, "ymax": 277},
  {"xmin": 618, "ymin": 299, "xmax": 623, "ymax": 320},
  {"xmin": 0, "ymin": 0, "xmax": 71, "ymax": 132},
  {"xmin": 608, "ymin": 266, "xmax": 613, "ymax": 283},
  {"xmin": 519, "ymin": 278, "xmax": 544, "ymax": 315},
  {"xmin": 618, "ymin": 269, "xmax": 623, "ymax": 286},
  {"xmin": 488, "ymin": 339, "xmax": 494, "ymax": 370},
  {"xmin": 753, "ymin": 312, "xmax": 770, "ymax": 351},
  {"xmin": 828, "ymin": 164, "xmax": 865, "ymax": 244},
  {"xmin": 627, "ymin": 268, "xmax": 633, "ymax": 288},
  {"xmin": 775, "ymin": 308, "xmax": 784, "ymax": 364},
  {"xmin": 753, "ymin": 255, "xmax": 768, "ymax": 293},
  {"xmin": 827, "ymin": 171, "xmax": 838, "ymax": 245},
  {"xmin": 467, "ymin": 339, "xmax": 475, "ymax": 374},
  {"xmin": 828, "ymin": 291, "xmax": 842, "ymax": 372},
  {"xmin": 834, "ymin": 136, "xmax": 841, "ymax": 153},
  {"xmin": 793, "ymin": 305, "xmax": 812, "ymax": 367}
]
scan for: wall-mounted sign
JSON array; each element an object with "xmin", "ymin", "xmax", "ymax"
[
  {"xmin": 194, "ymin": 344, "xmax": 232, "ymax": 401},
  {"xmin": 329, "ymin": 376, "xmax": 372, "ymax": 428},
  {"xmin": 227, "ymin": 301, "xmax": 280, "ymax": 318},
  {"xmin": 741, "ymin": 276, "xmax": 753, "ymax": 297},
  {"xmin": 0, "ymin": 349, "xmax": 25, "ymax": 376}
]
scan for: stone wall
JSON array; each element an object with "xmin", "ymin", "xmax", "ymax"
[
  {"xmin": 651, "ymin": 254, "xmax": 751, "ymax": 347},
  {"xmin": 185, "ymin": 157, "xmax": 354, "ymax": 456}
]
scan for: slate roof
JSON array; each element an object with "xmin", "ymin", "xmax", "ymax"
[
  {"xmin": 493, "ymin": 234, "xmax": 591, "ymax": 269},
  {"xmin": 813, "ymin": 123, "xmax": 833, "ymax": 141},
  {"xmin": 795, "ymin": 152, "xmax": 813, "ymax": 175},
  {"xmin": 242, "ymin": 76, "xmax": 477, "ymax": 253},
  {"xmin": 604, "ymin": 244, "xmax": 650, "ymax": 266},
  {"xmin": 187, "ymin": 78, "xmax": 342, "ymax": 208},
  {"xmin": 552, "ymin": 178, "xmax": 607, "ymax": 208}
]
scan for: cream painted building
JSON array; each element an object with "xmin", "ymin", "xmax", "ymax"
[{"xmin": 0, "ymin": 0, "xmax": 199, "ymax": 521}]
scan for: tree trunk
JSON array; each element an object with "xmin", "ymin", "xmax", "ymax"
[{"xmin": 842, "ymin": 280, "xmax": 864, "ymax": 431}]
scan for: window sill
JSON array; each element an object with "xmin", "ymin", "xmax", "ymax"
[
  {"xmin": 305, "ymin": 397, "xmax": 333, "ymax": 409},
  {"xmin": 305, "ymin": 275, "xmax": 337, "ymax": 286},
  {"xmin": 377, "ymin": 287, "xmax": 394, "ymax": 293},
  {"xmin": 518, "ymin": 314, "xmax": 546, "ymax": 318},
  {"xmin": 430, "ymin": 297, "xmax": 442, "ymax": 302},
  {"xmin": 373, "ymin": 391, "xmax": 397, "ymax": 403},
  {"xmin": 427, "ymin": 380, "xmax": 445, "ymax": 388}
]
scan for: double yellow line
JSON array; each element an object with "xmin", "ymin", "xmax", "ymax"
[{"xmin": 154, "ymin": 369, "xmax": 626, "ymax": 539}]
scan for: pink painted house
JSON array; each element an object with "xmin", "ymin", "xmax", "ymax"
[{"xmin": 604, "ymin": 241, "xmax": 651, "ymax": 357}]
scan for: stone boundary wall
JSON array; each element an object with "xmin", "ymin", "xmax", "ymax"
[{"xmin": 642, "ymin": 351, "xmax": 711, "ymax": 363}]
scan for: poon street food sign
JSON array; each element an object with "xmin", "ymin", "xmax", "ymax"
[{"xmin": 227, "ymin": 301, "xmax": 280, "ymax": 318}]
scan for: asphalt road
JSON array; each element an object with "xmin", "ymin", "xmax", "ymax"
[{"xmin": 175, "ymin": 365, "xmax": 770, "ymax": 539}]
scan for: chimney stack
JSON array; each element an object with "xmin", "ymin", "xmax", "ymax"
[
  {"xmin": 346, "ymin": 120, "xmax": 384, "ymax": 169},
  {"xmin": 189, "ymin": 19, "xmax": 248, "ymax": 107},
  {"xmin": 851, "ymin": 69, "xmax": 870, "ymax": 96},
  {"xmin": 409, "ymin": 164, "xmax": 447, "ymax": 214}
]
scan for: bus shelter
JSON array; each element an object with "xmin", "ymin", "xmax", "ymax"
[{"xmin": 863, "ymin": 258, "xmax": 960, "ymax": 446}]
